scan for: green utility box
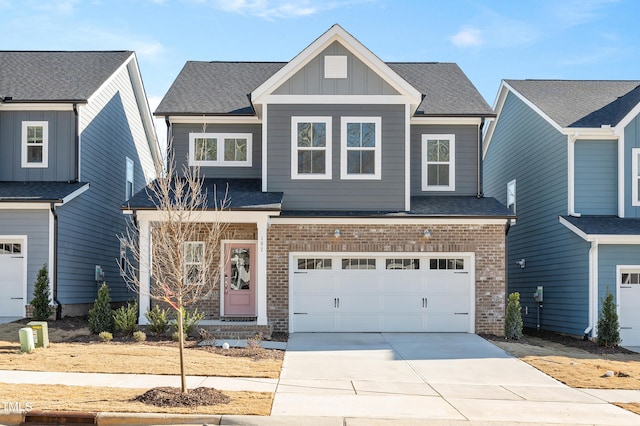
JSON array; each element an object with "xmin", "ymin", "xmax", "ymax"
[{"xmin": 27, "ymin": 321, "xmax": 49, "ymax": 348}]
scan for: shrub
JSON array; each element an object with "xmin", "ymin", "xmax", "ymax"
[
  {"xmin": 88, "ymin": 283, "xmax": 115, "ymax": 334},
  {"xmin": 504, "ymin": 292, "xmax": 523, "ymax": 340},
  {"xmin": 114, "ymin": 301, "xmax": 138, "ymax": 336},
  {"xmin": 133, "ymin": 330, "xmax": 147, "ymax": 342},
  {"xmin": 145, "ymin": 305, "xmax": 170, "ymax": 336},
  {"xmin": 98, "ymin": 331, "xmax": 113, "ymax": 342},
  {"xmin": 171, "ymin": 308, "xmax": 205, "ymax": 337},
  {"xmin": 247, "ymin": 332, "xmax": 263, "ymax": 350},
  {"xmin": 31, "ymin": 264, "xmax": 53, "ymax": 320},
  {"xmin": 597, "ymin": 287, "xmax": 621, "ymax": 347},
  {"xmin": 171, "ymin": 331, "xmax": 180, "ymax": 342}
]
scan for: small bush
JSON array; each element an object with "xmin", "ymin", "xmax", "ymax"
[
  {"xmin": 171, "ymin": 331, "xmax": 180, "ymax": 342},
  {"xmin": 504, "ymin": 292, "xmax": 523, "ymax": 340},
  {"xmin": 247, "ymin": 332, "xmax": 263, "ymax": 350},
  {"xmin": 171, "ymin": 308, "xmax": 205, "ymax": 337},
  {"xmin": 99, "ymin": 331, "xmax": 113, "ymax": 342},
  {"xmin": 114, "ymin": 301, "xmax": 138, "ymax": 336},
  {"xmin": 133, "ymin": 330, "xmax": 147, "ymax": 342},
  {"xmin": 145, "ymin": 305, "xmax": 170, "ymax": 336},
  {"xmin": 597, "ymin": 287, "xmax": 621, "ymax": 347},
  {"xmin": 31, "ymin": 264, "xmax": 53, "ymax": 320},
  {"xmin": 89, "ymin": 283, "xmax": 114, "ymax": 334}
]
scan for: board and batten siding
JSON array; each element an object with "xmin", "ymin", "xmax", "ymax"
[
  {"xmin": 273, "ymin": 41, "xmax": 399, "ymax": 96},
  {"xmin": 625, "ymin": 113, "xmax": 640, "ymax": 218},
  {"xmin": 172, "ymin": 123, "xmax": 262, "ymax": 179},
  {"xmin": 267, "ymin": 104, "xmax": 405, "ymax": 211},
  {"xmin": 410, "ymin": 124, "xmax": 479, "ymax": 196},
  {"xmin": 484, "ymin": 91, "xmax": 591, "ymax": 335},
  {"xmin": 598, "ymin": 245, "xmax": 640, "ymax": 309},
  {"xmin": 0, "ymin": 210, "xmax": 49, "ymax": 304},
  {"xmin": 57, "ymin": 61, "xmax": 151, "ymax": 304},
  {"xmin": 574, "ymin": 140, "xmax": 617, "ymax": 215},
  {"xmin": 0, "ymin": 110, "xmax": 75, "ymax": 181}
]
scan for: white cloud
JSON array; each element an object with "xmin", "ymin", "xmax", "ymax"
[
  {"xmin": 27, "ymin": 0, "xmax": 78, "ymax": 14},
  {"xmin": 205, "ymin": 0, "xmax": 372, "ymax": 19},
  {"xmin": 560, "ymin": 46, "xmax": 623, "ymax": 66},
  {"xmin": 552, "ymin": 0, "xmax": 620, "ymax": 27},
  {"xmin": 450, "ymin": 27, "xmax": 484, "ymax": 48}
]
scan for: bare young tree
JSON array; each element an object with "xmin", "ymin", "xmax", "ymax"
[{"xmin": 120, "ymin": 135, "xmax": 229, "ymax": 393}]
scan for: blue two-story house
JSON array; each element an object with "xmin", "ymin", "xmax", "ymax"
[
  {"xmin": 131, "ymin": 25, "xmax": 514, "ymax": 335},
  {"xmin": 484, "ymin": 79, "xmax": 640, "ymax": 345},
  {"xmin": 0, "ymin": 51, "xmax": 160, "ymax": 318}
]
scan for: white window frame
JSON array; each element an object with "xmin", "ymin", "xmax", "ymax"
[
  {"xmin": 633, "ymin": 148, "xmax": 640, "ymax": 206},
  {"xmin": 291, "ymin": 117, "xmax": 332, "ymax": 180},
  {"xmin": 125, "ymin": 157, "xmax": 134, "ymax": 200},
  {"xmin": 507, "ymin": 179, "xmax": 516, "ymax": 213},
  {"xmin": 422, "ymin": 134, "xmax": 455, "ymax": 191},
  {"xmin": 184, "ymin": 241, "xmax": 205, "ymax": 286},
  {"xmin": 188, "ymin": 132, "xmax": 252, "ymax": 167},
  {"xmin": 340, "ymin": 117, "xmax": 382, "ymax": 180},
  {"xmin": 21, "ymin": 121, "xmax": 48, "ymax": 168}
]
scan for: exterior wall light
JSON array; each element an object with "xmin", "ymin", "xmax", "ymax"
[
  {"xmin": 423, "ymin": 229, "xmax": 431, "ymax": 238},
  {"xmin": 334, "ymin": 229, "xmax": 341, "ymax": 237}
]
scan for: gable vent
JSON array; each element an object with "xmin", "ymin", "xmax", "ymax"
[{"xmin": 324, "ymin": 55, "xmax": 348, "ymax": 79}]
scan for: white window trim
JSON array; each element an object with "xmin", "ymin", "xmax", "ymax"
[
  {"xmin": 125, "ymin": 157, "xmax": 134, "ymax": 200},
  {"xmin": 340, "ymin": 116, "xmax": 382, "ymax": 180},
  {"xmin": 21, "ymin": 121, "xmax": 48, "ymax": 168},
  {"xmin": 188, "ymin": 132, "xmax": 252, "ymax": 167},
  {"xmin": 421, "ymin": 134, "xmax": 455, "ymax": 191},
  {"xmin": 184, "ymin": 241, "xmax": 205, "ymax": 286},
  {"xmin": 291, "ymin": 116, "xmax": 332, "ymax": 180},
  {"xmin": 633, "ymin": 148, "xmax": 640, "ymax": 207}
]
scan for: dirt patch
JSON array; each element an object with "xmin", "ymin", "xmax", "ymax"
[
  {"xmin": 135, "ymin": 386, "xmax": 231, "ymax": 407},
  {"xmin": 202, "ymin": 345, "xmax": 284, "ymax": 361},
  {"xmin": 0, "ymin": 317, "xmax": 91, "ymax": 343},
  {"xmin": 486, "ymin": 331, "xmax": 640, "ymax": 390}
]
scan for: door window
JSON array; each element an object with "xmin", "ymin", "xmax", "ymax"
[{"xmin": 230, "ymin": 248, "xmax": 251, "ymax": 290}]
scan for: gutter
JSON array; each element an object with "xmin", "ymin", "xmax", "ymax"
[
  {"xmin": 73, "ymin": 103, "xmax": 79, "ymax": 182},
  {"xmin": 49, "ymin": 203, "xmax": 62, "ymax": 320},
  {"xmin": 585, "ymin": 239, "xmax": 599, "ymax": 340}
]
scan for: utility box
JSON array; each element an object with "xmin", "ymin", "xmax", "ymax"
[{"xmin": 27, "ymin": 321, "xmax": 49, "ymax": 348}]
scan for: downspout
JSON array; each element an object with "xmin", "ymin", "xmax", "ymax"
[
  {"xmin": 73, "ymin": 103, "xmax": 79, "ymax": 183},
  {"xmin": 584, "ymin": 239, "xmax": 599, "ymax": 340},
  {"xmin": 50, "ymin": 203, "xmax": 62, "ymax": 320},
  {"xmin": 477, "ymin": 117, "xmax": 486, "ymax": 198}
]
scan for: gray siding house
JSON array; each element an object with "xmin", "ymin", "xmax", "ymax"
[
  {"xmin": 0, "ymin": 51, "xmax": 160, "ymax": 318},
  {"xmin": 483, "ymin": 79, "xmax": 640, "ymax": 345},
  {"xmin": 134, "ymin": 25, "xmax": 513, "ymax": 335}
]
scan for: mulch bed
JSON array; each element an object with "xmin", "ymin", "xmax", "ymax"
[
  {"xmin": 200, "ymin": 345, "xmax": 284, "ymax": 361},
  {"xmin": 483, "ymin": 327, "xmax": 636, "ymax": 355},
  {"xmin": 135, "ymin": 386, "xmax": 231, "ymax": 407}
]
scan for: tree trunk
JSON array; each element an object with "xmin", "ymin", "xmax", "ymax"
[{"xmin": 177, "ymin": 308, "xmax": 187, "ymax": 393}]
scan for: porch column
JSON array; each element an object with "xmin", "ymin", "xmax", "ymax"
[
  {"xmin": 138, "ymin": 218, "xmax": 151, "ymax": 325},
  {"xmin": 256, "ymin": 218, "xmax": 268, "ymax": 325}
]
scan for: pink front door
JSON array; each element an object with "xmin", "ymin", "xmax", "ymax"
[{"xmin": 223, "ymin": 243, "xmax": 256, "ymax": 316}]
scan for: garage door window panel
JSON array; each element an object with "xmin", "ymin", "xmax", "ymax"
[
  {"xmin": 342, "ymin": 258, "xmax": 376, "ymax": 270},
  {"xmin": 297, "ymin": 258, "xmax": 332, "ymax": 270},
  {"xmin": 386, "ymin": 258, "xmax": 420, "ymax": 270},
  {"xmin": 430, "ymin": 258, "xmax": 464, "ymax": 270}
]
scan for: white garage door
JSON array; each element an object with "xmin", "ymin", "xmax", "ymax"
[
  {"xmin": 0, "ymin": 241, "xmax": 26, "ymax": 317},
  {"xmin": 620, "ymin": 269, "xmax": 640, "ymax": 346},
  {"xmin": 291, "ymin": 254, "xmax": 474, "ymax": 333}
]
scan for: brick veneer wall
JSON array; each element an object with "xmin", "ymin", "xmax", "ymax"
[{"xmin": 266, "ymin": 223, "xmax": 506, "ymax": 335}]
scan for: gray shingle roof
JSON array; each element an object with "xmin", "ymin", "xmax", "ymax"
[
  {"xmin": 0, "ymin": 51, "xmax": 133, "ymax": 102},
  {"xmin": 561, "ymin": 215, "xmax": 640, "ymax": 236},
  {"xmin": 154, "ymin": 61, "xmax": 493, "ymax": 117},
  {"xmin": 0, "ymin": 181, "xmax": 89, "ymax": 202},
  {"xmin": 281, "ymin": 196, "xmax": 514, "ymax": 218},
  {"xmin": 506, "ymin": 80, "xmax": 640, "ymax": 128},
  {"xmin": 125, "ymin": 178, "xmax": 282, "ymax": 211}
]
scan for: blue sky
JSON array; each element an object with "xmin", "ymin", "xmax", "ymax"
[{"xmin": 2, "ymin": 0, "xmax": 638, "ymax": 123}]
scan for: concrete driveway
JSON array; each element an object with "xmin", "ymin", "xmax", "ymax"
[{"xmin": 272, "ymin": 333, "xmax": 640, "ymax": 424}]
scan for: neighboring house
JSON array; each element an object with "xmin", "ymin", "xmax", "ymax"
[
  {"xmin": 133, "ymin": 24, "xmax": 513, "ymax": 335},
  {"xmin": 0, "ymin": 51, "xmax": 160, "ymax": 318},
  {"xmin": 483, "ymin": 79, "xmax": 640, "ymax": 345}
]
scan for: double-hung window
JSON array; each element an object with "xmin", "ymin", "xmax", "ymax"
[
  {"xmin": 341, "ymin": 117, "xmax": 381, "ymax": 180},
  {"xmin": 184, "ymin": 242, "xmax": 204, "ymax": 286},
  {"xmin": 291, "ymin": 117, "xmax": 332, "ymax": 179},
  {"xmin": 21, "ymin": 121, "xmax": 48, "ymax": 168},
  {"xmin": 189, "ymin": 133, "xmax": 252, "ymax": 167},
  {"xmin": 633, "ymin": 148, "xmax": 640, "ymax": 206},
  {"xmin": 422, "ymin": 134, "xmax": 455, "ymax": 191}
]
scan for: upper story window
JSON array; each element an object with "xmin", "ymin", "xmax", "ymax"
[
  {"xmin": 291, "ymin": 117, "xmax": 332, "ymax": 179},
  {"xmin": 125, "ymin": 157, "xmax": 134, "ymax": 200},
  {"xmin": 633, "ymin": 148, "xmax": 640, "ymax": 206},
  {"xmin": 341, "ymin": 117, "xmax": 382, "ymax": 180},
  {"xmin": 422, "ymin": 134, "xmax": 455, "ymax": 191},
  {"xmin": 188, "ymin": 133, "xmax": 252, "ymax": 167},
  {"xmin": 21, "ymin": 121, "xmax": 48, "ymax": 168},
  {"xmin": 507, "ymin": 179, "xmax": 516, "ymax": 213}
]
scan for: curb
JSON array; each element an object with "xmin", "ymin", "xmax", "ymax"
[{"xmin": 97, "ymin": 412, "xmax": 222, "ymax": 425}]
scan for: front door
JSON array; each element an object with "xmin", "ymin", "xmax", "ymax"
[
  {"xmin": 224, "ymin": 243, "xmax": 256, "ymax": 316},
  {"xmin": 0, "ymin": 241, "xmax": 25, "ymax": 317}
]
